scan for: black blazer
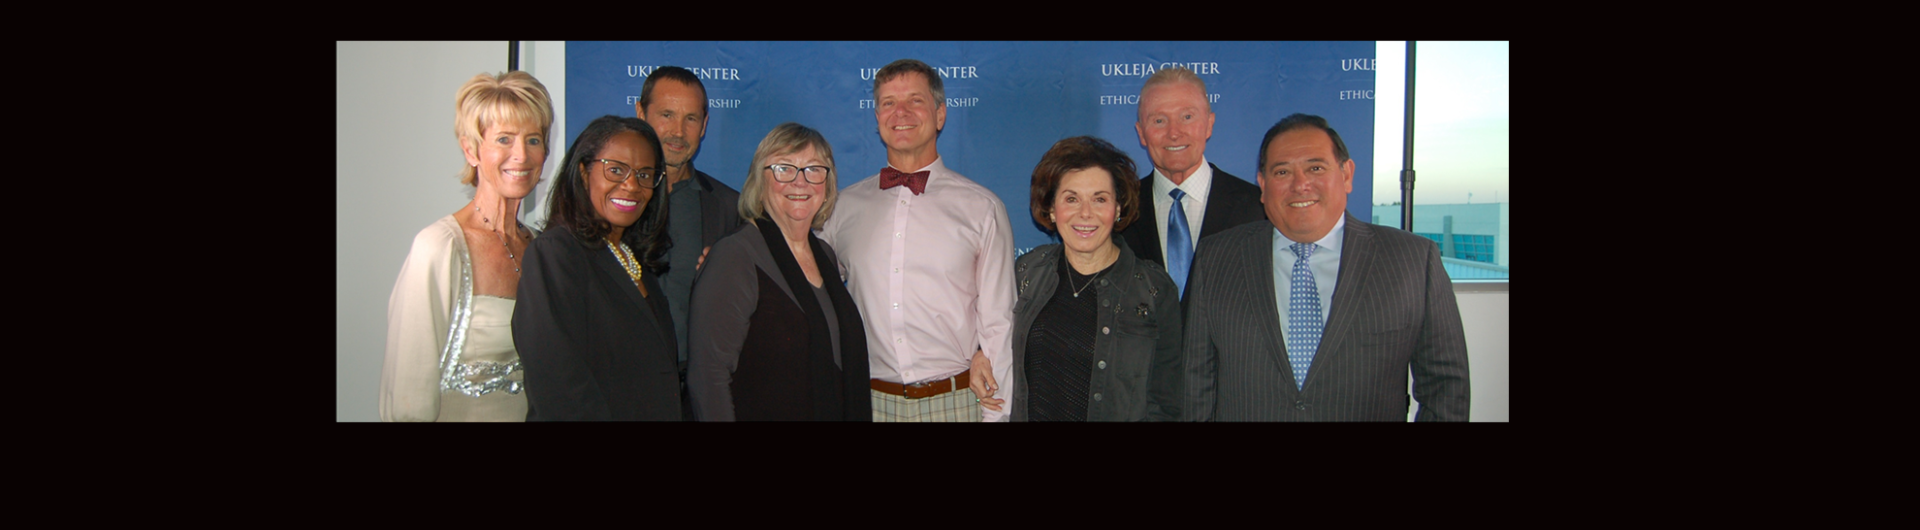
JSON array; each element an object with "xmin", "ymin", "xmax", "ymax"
[
  {"xmin": 513, "ymin": 228, "xmax": 682, "ymax": 421},
  {"xmin": 690, "ymin": 169, "xmax": 746, "ymax": 250},
  {"xmin": 1116, "ymin": 163, "xmax": 1267, "ymax": 295},
  {"xmin": 686, "ymin": 219, "xmax": 872, "ymax": 421},
  {"xmin": 1181, "ymin": 214, "xmax": 1471, "ymax": 421}
]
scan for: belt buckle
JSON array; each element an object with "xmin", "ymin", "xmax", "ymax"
[{"xmin": 902, "ymin": 377, "xmax": 944, "ymax": 399}]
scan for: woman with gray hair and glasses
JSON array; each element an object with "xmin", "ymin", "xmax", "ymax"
[{"xmin": 687, "ymin": 123, "xmax": 870, "ymax": 421}]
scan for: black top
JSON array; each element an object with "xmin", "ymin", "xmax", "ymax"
[{"xmin": 1023, "ymin": 257, "xmax": 1109, "ymax": 421}]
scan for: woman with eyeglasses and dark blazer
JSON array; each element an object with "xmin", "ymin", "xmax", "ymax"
[
  {"xmin": 686, "ymin": 123, "xmax": 871, "ymax": 421},
  {"xmin": 512, "ymin": 115, "xmax": 681, "ymax": 420}
]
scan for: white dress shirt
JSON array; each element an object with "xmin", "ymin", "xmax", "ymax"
[
  {"xmin": 1150, "ymin": 156, "xmax": 1214, "ymax": 265},
  {"xmin": 821, "ymin": 158, "xmax": 1017, "ymax": 422}
]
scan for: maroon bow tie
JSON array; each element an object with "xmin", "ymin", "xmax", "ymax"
[{"xmin": 879, "ymin": 167, "xmax": 929, "ymax": 195}]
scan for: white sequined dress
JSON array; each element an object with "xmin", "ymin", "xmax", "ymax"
[{"xmin": 380, "ymin": 215, "xmax": 528, "ymax": 421}]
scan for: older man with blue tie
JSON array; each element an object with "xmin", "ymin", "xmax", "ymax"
[{"xmin": 1117, "ymin": 66, "xmax": 1267, "ymax": 300}]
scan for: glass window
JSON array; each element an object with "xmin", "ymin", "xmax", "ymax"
[{"xmin": 1372, "ymin": 41, "xmax": 1509, "ymax": 281}]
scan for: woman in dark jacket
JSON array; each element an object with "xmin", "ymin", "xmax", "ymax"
[
  {"xmin": 1010, "ymin": 136, "xmax": 1182, "ymax": 421},
  {"xmin": 512, "ymin": 115, "xmax": 681, "ymax": 420},
  {"xmin": 686, "ymin": 123, "xmax": 870, "ymax": 421}
]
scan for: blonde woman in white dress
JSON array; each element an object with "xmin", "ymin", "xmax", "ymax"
[{"xmin": 381, "ymin": 71, "xmax": 554, "ymax": 421}]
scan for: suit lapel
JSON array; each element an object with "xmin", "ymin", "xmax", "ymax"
[
  {"xmin": 1199, "ymin": 164, "xmax": 1245, "ymax": 239},
  {"xmin": 695, "ymin": 172, "xmax": 725, "ymax": 247},
  {"xmin": 1312, "ymin": 213, "xmax": 1372, "ymax": 379},
  {"xmin": 1246, "ymin": 226, "xmax": 1299, "ymax": 394}
]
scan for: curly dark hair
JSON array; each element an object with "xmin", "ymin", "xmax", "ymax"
[
  {"xmin": 546, "ymin": 115, "xmax": 673, "ymax": 272},
  {"xmin": 1028, "ymin": 136, "xmax": 1141, "ymax": 233}
]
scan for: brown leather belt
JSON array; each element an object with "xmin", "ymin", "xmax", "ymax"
[{"xmin": 871, "ymin": 369, "xmax": 970, "ymax": 399}]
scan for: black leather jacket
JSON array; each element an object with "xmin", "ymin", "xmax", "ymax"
[{"xmin": 1010, "ymin": 239, "xmax": 1182, "ymax": 421}]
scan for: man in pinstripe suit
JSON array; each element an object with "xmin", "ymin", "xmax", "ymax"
[{"xmin": 1182, "ymin": 114, "xmax": 1469, "ymax": 421}]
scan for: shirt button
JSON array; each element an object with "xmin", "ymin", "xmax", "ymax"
[
  {"xmin": 893, "ymin": 267, "xmax": 900, "ymax": 273},
  {"xmin": 1093, "ymin": 393, "xmax": 1103, "ymax": 401},
  {"xmin": 899, "ymin": 200, "xmax": 906, "ymax": 205},
  {"xmin": 1097, "ymin": 360, "xmax": 1107, "ymax": 369},
  {"xmin": 1099, "ymin": 279, "xmax": 1108, "ymax": 286},
  {"xmin": 895, "ymin": 337, "xmax": 903, "ymax": 343},
  {"xmin": 1102, "ymin": 327, "xmax": 1110, "ymax": 335},
  {"xmin": 1101, "ymin": 300, "xmax": 1110, "ymax": 307},
  {"xmin": 894, "ymin": 232, "xmax": 902, "ymax": 238},
  {"xmin": 1294, "ymin": 401, "xmax": 1307, "ymax": 410},
  {"xmin": 892, "ymin": 303, "xmax": 899, "ymax": 309}
]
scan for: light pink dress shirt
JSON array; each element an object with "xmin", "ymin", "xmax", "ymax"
[{"xmin": 822, "ymin": 158, "xmax": 1016, "ymax": 422}]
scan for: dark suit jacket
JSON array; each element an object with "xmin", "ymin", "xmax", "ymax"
[
  {"xmin": 513, "ymin": 228, "xmax": 682, "ymax": 421},
  {"xmin": 1182, "ymin": 213, "xmax": 1470, "ymax": 421},
  {"xmin": 1116, "ymin": 164, "xmax": 1267, "ymax": 295},
  {"xmin": 690, "ymin": 168, "xmax": 745, "ymax": 249}
]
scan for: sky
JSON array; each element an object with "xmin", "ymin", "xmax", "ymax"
[{"xmin": 1370, "ymin": 41, "xmax": 1509, "ymax": 206}]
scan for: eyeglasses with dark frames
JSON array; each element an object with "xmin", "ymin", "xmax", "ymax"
[
  {"xmin": 764, "ymin": 163, "xmax": 831, "ymax": 185},
  {"xmin": 595, "ymin": 159, "xmax": 663, "ymax": 188}
]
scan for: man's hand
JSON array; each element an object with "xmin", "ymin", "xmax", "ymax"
[
  {"xmin": 697, "ymin": 246, "xmax": 711, "ymax": 271},
  {"xmin": 970, "ymin": 348, "xmax": 1004, "ymax": 411}
]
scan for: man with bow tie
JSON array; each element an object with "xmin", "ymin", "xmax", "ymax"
[{"xmin": 822, "ymin": 58, "xmax": 1016, "ymax": 422}]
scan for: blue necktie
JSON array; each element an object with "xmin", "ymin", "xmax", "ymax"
[
  {"xmin": 1286, "ymin": 242, "xmax": 1322, "ymax": 390},
  {"xmin": 1167, "ymin": 188, "xmax": 1193, "ymax": 296}
]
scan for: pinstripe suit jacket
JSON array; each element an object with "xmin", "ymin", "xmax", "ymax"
[{"xmin": 1182, "ymin": 213, "xmax": 1470, "ymax": 421}]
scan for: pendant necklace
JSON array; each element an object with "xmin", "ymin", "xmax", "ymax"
[
  {"xmin": 1066, "ymin": 247, "xmax": 1116, "ymax": 298},
  {"xmin": 1067, "ymin": 264, "xmax": 1104, "ymax": 298},
  {"xmin": 476, "ymin": 203, "xmax": 523, "ymax": 274}
]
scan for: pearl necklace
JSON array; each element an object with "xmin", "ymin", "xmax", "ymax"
[
  {"xmin": 476, "ymin": 203, "xmax": 523, "ymax": 274},
  {"xmin": 607, "ymin": 240, "xmax": 643, "ymax": 288}
]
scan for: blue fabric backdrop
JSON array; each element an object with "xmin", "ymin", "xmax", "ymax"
[{"xmin": 567, "ymin": 41, "xmax": 1376, "ymax": 253}]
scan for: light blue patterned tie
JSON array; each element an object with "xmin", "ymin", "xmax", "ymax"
[
  {"xmin": 1286, "ymin": 242, "xmax": 1322, "ymax": 390},
  {"xmin": 1167, "ymin": 188, "xmax": 1193, "ymax": 296}
]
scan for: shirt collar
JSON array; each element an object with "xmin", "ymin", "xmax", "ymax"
[
  {"xmin": 887, "ymin": 157, "xmax": 945, "ymax": 176},
  {"xmin": 1152, "ymin": 156, "xmax": 1212, "ymax": 204},
  {"xmin": 1275, "ymin": 213, "xmax": 1346, "ymax": 253}
]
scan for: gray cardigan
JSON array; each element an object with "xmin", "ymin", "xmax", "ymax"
[{"xmin": 1010, "ymin": 238, "xmax": 1183, "ymax": 421}]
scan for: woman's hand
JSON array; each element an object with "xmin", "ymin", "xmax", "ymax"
[{"xmin": 970, "ymin": 348, "xmax": 1004, "ymax": 411}]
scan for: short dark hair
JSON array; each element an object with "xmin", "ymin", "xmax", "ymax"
[
  {"xmin": 1028, "ymin": 136, "xmax": 1141, "ymax": 233},
  {"xmin": 639, "ymin": 66, "xmax": 707, "ymax": 113},
  {"xmin": 872, "ymin": 58, "xmax": 944, "ymax": 104},
  {"xmin": 1258, "ymin": 113, "xmax": 1351, "ymax": 174},
  {"xmin": 546, "ymin": 115, "xmax": 673, "ymax": 271}
]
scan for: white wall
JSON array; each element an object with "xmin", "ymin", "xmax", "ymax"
[
  {"xmin": 335, "ymin": 41, "xmax": 1507, "ymax": 422},
  {"xmin": 336, "ymin": 41, "xmax": 567, "ymax": 421},
  {"xmin": 1458, "ymin": 288, "xmax": 1509, "ymax": 421}
]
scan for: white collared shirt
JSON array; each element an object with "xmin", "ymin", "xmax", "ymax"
[{"xmin": 1151, "ymin": 156, "xmax": 1214, "ymax": 265}]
